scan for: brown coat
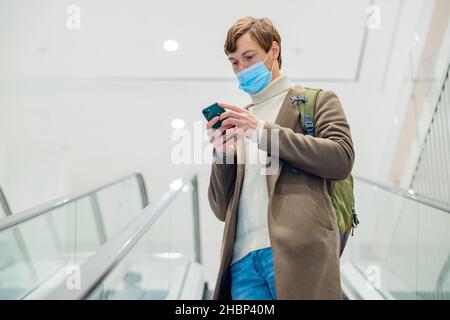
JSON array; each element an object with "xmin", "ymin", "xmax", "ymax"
[{"xmin": 208, "ymin": 85, "xmax": 355, "ymax": 300}]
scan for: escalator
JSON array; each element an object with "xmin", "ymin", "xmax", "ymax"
[
  {"xmin": 0, "ymin": 173, "xmax": 204, "ymax": 300},
  {"xmin": 341, "ymin": 176, "xmax": 450, "ymax": 300},
  {"xmin": 36, "ymin": 175, "xmax": 204, "ymax": 300},
  {"xmin": 0, "ymin": 172, "xmax": 448, "ymax": 300},
  {"xmin": 0, "ymin": 173, "xmax": 151, "ymax": 299}
]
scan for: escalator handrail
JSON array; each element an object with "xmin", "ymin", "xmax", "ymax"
[
  {"xmin": 355, "ymin": 175, "xmax": 450, "ymax": 214},
  {"xmin": 0, "ymin": 172, "xmax": 149, "ymax": 232},
  {"xmin": 0, "ymin": 186, "xmax": 12, "ymax": 216},
  {"xmin": 37, "ymin": 175, "xmax": 197, "ymax": 300}
]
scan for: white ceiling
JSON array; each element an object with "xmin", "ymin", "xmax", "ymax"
[
  {"xmin": 0, "ymin": 0, "xmax": 370, "ymax": 80},
  {"xmin": 1, "ymin": 0, "xmax": 446, "ymax": 187}
]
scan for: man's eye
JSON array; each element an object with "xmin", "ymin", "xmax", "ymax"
[{"xmin": 245, "ymin": 55, "xmax": 254, "ymax": 60}]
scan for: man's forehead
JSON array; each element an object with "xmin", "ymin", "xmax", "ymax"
[
  {"xmin": 228, "ymin": 47, "xmax": 259, "ymax": 59},
  {"xmin": 228, "ymin": 33, "xmax": 261, "ymax": 58}
]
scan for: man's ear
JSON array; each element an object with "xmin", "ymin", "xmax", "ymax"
[{"xmin": 271, "ymin": 41, "xmax": 280, "ymax": 61}]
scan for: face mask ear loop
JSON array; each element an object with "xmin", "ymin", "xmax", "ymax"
[
  {"xmin": 262, "ymin": 51, "xmax": 270, "ymax": 65},
  {"xmin": 270, "ymin": 54, "xmax": 276, "ymax": 73},
  {"xmin": 265, "ymin": 47, "xmax": 275, "ymax": 73}
]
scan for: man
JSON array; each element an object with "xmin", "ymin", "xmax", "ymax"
[{"xmin": 207, "ymin": 17, "xmax": 354, "ymax": 300}]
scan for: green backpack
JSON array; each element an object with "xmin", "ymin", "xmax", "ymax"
[{"xmin": 292, "ymin": 88, "xmax": 359, "ymax": 256}]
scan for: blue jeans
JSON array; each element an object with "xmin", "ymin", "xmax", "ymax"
[{"xmin": 230, "ymin": 247, "xmax": 277, "ymax": 300}]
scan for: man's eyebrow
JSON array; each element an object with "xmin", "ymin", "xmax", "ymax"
[{"xmin": 228, "ymin": 50, "xmax": 256, "ymax": 60}]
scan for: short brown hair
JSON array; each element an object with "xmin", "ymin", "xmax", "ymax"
[{"xmin": 224, "ymin": 17, "xmax": 282, "ymax": 69}]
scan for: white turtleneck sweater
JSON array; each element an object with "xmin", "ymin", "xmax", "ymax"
[{"xmin": 231, "ymin": 75, "xmax": 292, "ymax": 264}]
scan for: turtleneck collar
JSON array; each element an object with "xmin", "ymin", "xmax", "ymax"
[{"xmin": 249, "ymin": 75, "xmax": 291, "ymax": 105}]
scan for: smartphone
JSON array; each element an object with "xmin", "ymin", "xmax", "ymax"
[{"xmin": 202, "ymin": 103, "xmax": 225, "ymax": 129}]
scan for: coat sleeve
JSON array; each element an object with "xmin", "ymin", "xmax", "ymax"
[
  {"xmin": 207, "ymin": 151, "xmax": 238, "ymax": 222},
  {"xmin": 258, "ymin": 90, "xmax": 355, "ymax": 180}
]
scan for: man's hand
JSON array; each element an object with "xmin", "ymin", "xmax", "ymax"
[
  {"xmin": 207, "ymin": 116, "xmax": 238, "ymax": 154},
  {"xmin": 218, "ymin": 103, "xmax": 260, "ymax": 139}
]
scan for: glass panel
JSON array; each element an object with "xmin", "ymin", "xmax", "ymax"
[
  {"xmin": 88, "ymin": 181, "xmax": 196, "ymax": 300},
  {"xmin": 417, "ymin": 204, "xmax": 450, "ymax": 299},
  {"xmin": 342, "ymin": 178, "xmax": 450, "ymax": 299},
  {"xmin": 0, "ymin": 204, "xmax": 76, "ymax": 299},
  {"xmin": 0, "ymin": 174, "xmax": 146, "ymax": 299},
  {"xmin": 95, "ymin": 175, "xmax": 144, "ymax": 238}
]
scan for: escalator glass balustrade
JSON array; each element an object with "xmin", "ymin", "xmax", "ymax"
[{"xmin": 0, "ymin": 173, "xmax": 148, "ymax": 299}]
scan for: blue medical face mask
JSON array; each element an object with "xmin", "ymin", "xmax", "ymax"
[{"xmin": 236, "ymin": 51, "xmax": 275, "ymax": 94}]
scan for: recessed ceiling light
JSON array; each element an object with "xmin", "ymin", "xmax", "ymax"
[
  {"xmin": 164, "ymin": 40, "xmax": 179, "ymax": 52},
  {"xmin": 171, "ymin": 118, "xmax": 185, "ymax": 130},
  {"xmin": 393, "ymin": 117, "xmax": 399, "ymax": 126}
]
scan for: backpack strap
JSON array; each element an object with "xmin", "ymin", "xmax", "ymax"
[
  {"xmin": 293, "ymin": 88, "xmax": 333, "ymax": 195},
  {"xmin": 294, "ymin": 88, "xmax": 321, "ymax": 136}
]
